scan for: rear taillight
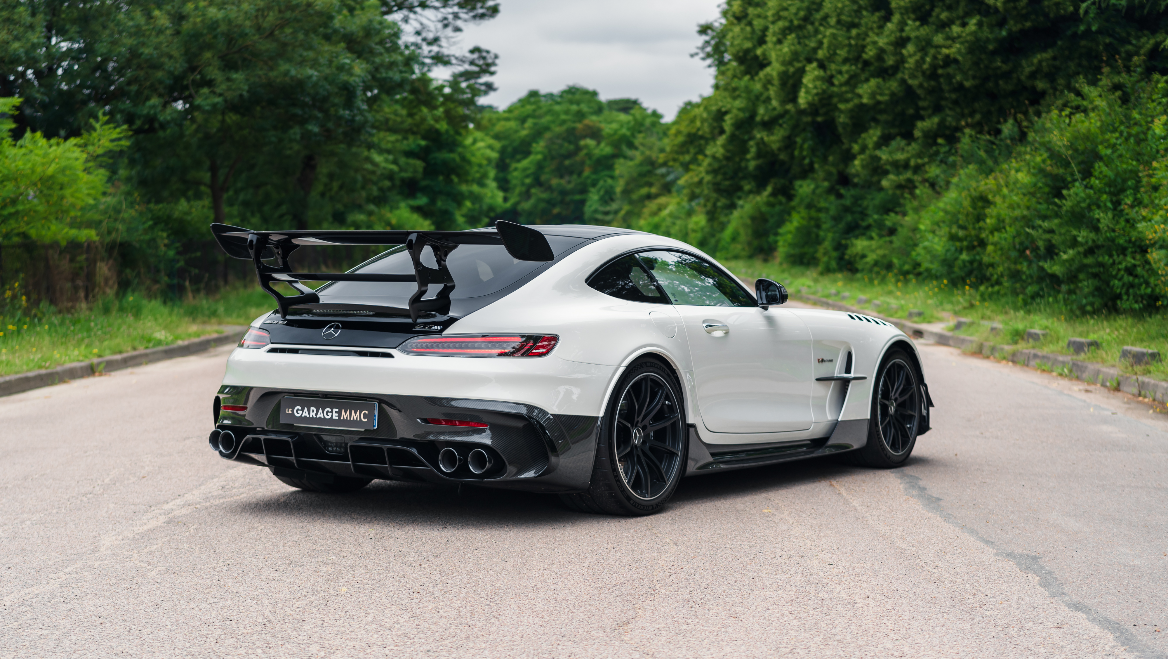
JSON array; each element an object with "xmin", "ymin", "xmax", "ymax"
[
  {"xmin": 239, "ymin": 328, "xmax": 270, "ymax": 349},
  {"xmin": 397, "ymin": 334, "xmax": 558, "ymax": 358},
  {"xmin": 221, "ymin": 404, "xmax": 248, "ymax": 413},
  {"xmin": 421, "ymin": 418, "xmax": 488, "ymax": 428}
]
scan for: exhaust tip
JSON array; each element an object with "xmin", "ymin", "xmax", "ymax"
[
  {"xmin": 217, "ymin": 430, "xmax": 237, "ymax": 455},
  {"xmin": 209, "ymin": 429, "xmax": 222, "ymax": 451},
  {"xmin": 437, "ymin": 447, "xmax": 460, "ymax": 474},
  {"xmin": 468, "ymin": 448, "xmax": 493, "ymax": 475}
]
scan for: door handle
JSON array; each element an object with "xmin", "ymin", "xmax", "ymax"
[{"xmin": 702, "ymin": 321, "xmax": 730, "ymax": 335}]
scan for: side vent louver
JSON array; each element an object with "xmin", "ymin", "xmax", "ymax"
[{"xmin": 847, "ymin": 313, "xmax": 890, "ymax": 327}]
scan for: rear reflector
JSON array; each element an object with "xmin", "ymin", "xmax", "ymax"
[
  {"xmin": 238, "ymin": 328, "xmax": 270, "ymax": 349},
  {"xmin": 221, "ymin": 404, "xmax": 248, "ymax": 413},
  {"xmin": 421, "ymin": 418, "xmax": 489, "ymax": 428},
  {"xmin": 397, "ymin": 334, "xmax": 558, "ymax": 358}
]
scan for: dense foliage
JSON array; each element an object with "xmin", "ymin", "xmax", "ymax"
[
  {"xmin": 482, "ymin": 88, "xmax": 667, "ymax": 227},
  {"xmin": 476, "ymin": 0, "xmax": 1167, "ymax": 313},
  {"xmin": 1, "ymin": 0, "xmax": 501, "ymax": 290},
  {"xmin": 908, "ymin": 72, "xmax": 1167, "ymax": 313},
  {"xmin": 0, "ymin": 0, "xmax": 1165, "ymax": 315},
  {"xmin": 0, "ymin": 98, "xmax": 129, "ymax": 244}
]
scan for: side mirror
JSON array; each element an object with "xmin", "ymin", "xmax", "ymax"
[{"xmin": 755, "ymin": 278, "xmax": 787, "ymax": 309}]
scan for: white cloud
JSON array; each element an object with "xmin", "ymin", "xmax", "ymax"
[{"xmin": 450, "ymin": 0, "xmax": 723, "ymax": 120}]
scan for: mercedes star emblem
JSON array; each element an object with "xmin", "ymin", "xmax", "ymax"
[{"xmin": 321, "ymin": 323, "xmax": 342, "ymax": 340}]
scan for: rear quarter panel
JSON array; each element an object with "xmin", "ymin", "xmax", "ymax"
[{"xmin": 448, "ymin": 235, "xmax": 698, "ymax": 419}]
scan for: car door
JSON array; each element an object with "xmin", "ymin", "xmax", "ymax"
[{"xmin": 636, "ymin": 250, "xmax": 813, "ymax": 434}]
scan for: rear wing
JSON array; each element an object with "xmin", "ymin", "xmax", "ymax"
[{"xmin": 211, "ymin": 221, "xmax": 554, "ymax": 321}]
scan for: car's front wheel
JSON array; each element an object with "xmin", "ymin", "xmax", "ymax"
[
  {"xmin": 850, "ymin": 348, "xmax": 923, "ymax": 468},
  {"xmin": 561, "ymin": 359, "xmax": 688, "ymax": 516}
]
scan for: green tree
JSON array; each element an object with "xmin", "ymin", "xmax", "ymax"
[
  {"xmin": 483, "ymin": 87, "xmax": 666, "ymax": 225},
  {"xmin": 667, "ymin": 0, "xmax": 1166, "ymax": 264},
  {"xmin": 0, "ymin": 98, "xmax": 128, "ymax": 243},
  {"xmin": 0, "ymin": 0, "xmax": 502, "ymax": 233},
  {"xmin": 913, "ymin": 71, "xmax": 1167, "ymax": 312}
]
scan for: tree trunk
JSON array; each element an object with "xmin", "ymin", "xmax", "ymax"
[
  {"xmin": 293, "ymin": 154, "xmax": 318, "ymax": 231},
  {"xmin": 209, "ymin": 158, "xmax": 226, "ymax": 224},
  {"xmin": 208, "ymin": 155, "xmax": 243, "ymax": 224}
]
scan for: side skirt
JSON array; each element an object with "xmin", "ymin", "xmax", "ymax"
[{"xmin": 684, "ymin": 418, "xmax": 869, "ymax": 476}]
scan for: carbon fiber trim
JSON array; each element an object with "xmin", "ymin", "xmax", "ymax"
[{"xmin": 214, "ymin": 386, "xmax": 600, "ymax": 492}]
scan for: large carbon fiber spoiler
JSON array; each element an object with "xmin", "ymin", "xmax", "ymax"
[{"xmin": 210, "ymin": 221, "xmax": 554, "ymax": 321}]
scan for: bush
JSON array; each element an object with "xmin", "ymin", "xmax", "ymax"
[{"xmin": 913, "ymin": 70, "xmax": 1167, "ymax": 313}]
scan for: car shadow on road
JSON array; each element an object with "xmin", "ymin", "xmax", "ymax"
[{"xmin": 222, "ymin": 455, "xmax": 902, "ymax": 528}]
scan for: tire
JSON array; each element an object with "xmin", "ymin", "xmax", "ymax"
[
  {"xmin": 560, "ymin": 359, "xmax": 689, "ymax": 516},
  {"xmin": 849, "ymin": 348, "xmax": 923, "ymax": 468},
  {"xmin": 274, "ymin": 473, "xmax": 372, "ymax": 493}
]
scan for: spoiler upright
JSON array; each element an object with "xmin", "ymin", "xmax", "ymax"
[{"xmin": 211, "ymin": 221, "xmax": 554, "ymax": 322}]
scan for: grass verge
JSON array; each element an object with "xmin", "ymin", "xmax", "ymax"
[
  {"xmin": 726, "ymin": 259, "xmax": 1168, "ymax": 381},
  {"xmin": 0, "ymin": 285, "xmax": 275, "ymax": 377}
]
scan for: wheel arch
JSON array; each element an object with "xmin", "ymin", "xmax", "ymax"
[
  {"xmin": 597, "ymin": 348, "xmax": 691, "ymax": 424},
  {"xmin": 880, "ymin": 337, "xmax": 924, "ymax": 381}
]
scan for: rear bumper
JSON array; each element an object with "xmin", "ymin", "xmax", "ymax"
[
  {"xmin": 213, "ymin": 386, "xmax": 599, "ymax": 492},
  {"xmin": 222, "ymin": 347, "xmax": 616, "ymax": 418}
]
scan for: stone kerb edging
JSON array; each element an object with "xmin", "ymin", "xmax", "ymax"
[
  {"xmin": 0, "ymin": 326, "xmax": 247, "ymax": 398},
  {"xmin": 788, "ymin": 291, "xmax": 1167, "ymax": 404}
]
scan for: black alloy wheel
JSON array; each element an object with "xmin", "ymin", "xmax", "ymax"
[
  {"xmin": 848, "ymin": 348, "xmax": 922, "ymax": 468},
  {"xmin": 613, "ymin": 372, "xmax": 685, "ymax": 500},
  {"xmin": 875, "ymin": 358, "xmax": 919, "ymax": 455},
  {"xmin": 560, "ymin": 360, "xmax": 688, "ymax": 516}
]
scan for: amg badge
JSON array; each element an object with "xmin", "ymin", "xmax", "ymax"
[{"xmin": 280, "ymin": 397, "xmax": 377, "ymax": 430}]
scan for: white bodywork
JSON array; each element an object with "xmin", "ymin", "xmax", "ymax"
[{"xmin": 223, "ymin": 232, "xmax": 922, "ymax": 445}]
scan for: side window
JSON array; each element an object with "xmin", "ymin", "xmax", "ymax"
[
  {"xmin": 587, "ymin": 255, "xmax": 668, "ymax": 304},
  {"xmin": 636, "ymin": 251, "xmax": 756, "ymax": 307}
]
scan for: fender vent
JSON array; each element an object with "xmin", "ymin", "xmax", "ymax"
[{"xmin": 847, "ymin": 313, "xmax": 891, "ymax": 327}]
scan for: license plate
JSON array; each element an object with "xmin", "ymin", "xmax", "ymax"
[{"xmin": 280, "ymin": 397, "xmax": 378, "ymax": 431}]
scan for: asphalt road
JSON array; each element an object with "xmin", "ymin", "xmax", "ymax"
[{"xmin": 1, "ymin": 339, "xmax": 1165, "ymax": 658}]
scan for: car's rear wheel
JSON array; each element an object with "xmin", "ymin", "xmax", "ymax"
[
  {"xmin": 274, "ymin": 474, "xmax": 372, "ymax": 493},
  {"xmin": 850, "ymin": 348, "xmax": 922, "ymax": 468},
  {"xmin": 561, "ymin": 359, "xmax": 688, "ymax": 516}
]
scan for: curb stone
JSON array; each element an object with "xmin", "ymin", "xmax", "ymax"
[
  {"xmin": 0, "ymin": 326, "xmax": 247, "ymax": 398},
  {"xmin": 789, "ymin": 291, "xmax": 1167, "ymax": 404}
]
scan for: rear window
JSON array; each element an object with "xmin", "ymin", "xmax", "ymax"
[
  {"xmin": 586, "ymin": 254, "xmax": 668, "ymax": 304},
  {"xmin": 318, "ymin": 235, "xmax": 585, "ymax": 305}
]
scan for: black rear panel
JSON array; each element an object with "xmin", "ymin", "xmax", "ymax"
[{"xmin": 260, "ymin": 313, "xmax": 454, "ymax": 348}]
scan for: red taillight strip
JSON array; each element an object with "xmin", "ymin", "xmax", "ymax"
[
  {"xmin": 238, "ymin": 328, "xmax": 270, "ymax": 349},
  {"xmin": 421, "ymin": 418, "xmax": 488, "ymax": 428},
  {"xmin": 409, "ymin": 348, "xmax": 515, "ymax": 353},
  {"xmin": 526, "ymin": 335, "xmax": 558, "ymax": 356},
  {"xmin": 397, "ymin": 334, "xmax": 557, "ymax": 357},
  {"xmin": 409, "ymin": 336, "xmax": 524, "ymax": 342},
  {"xmin": 221, "ymin": 404, "xmax": 248, "ymax": 412}
]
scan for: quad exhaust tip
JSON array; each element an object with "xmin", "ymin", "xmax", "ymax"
[
  {"xmin": 437, "ymin": 447, "xmax": 460, "ymax": 473},
  {"xmin": 217, "ymin": 430, "xmax": 237, "ymax": 455},
  {"xmin": 468, "ymin": 448, "xmax": 493, "ymax": 475}
]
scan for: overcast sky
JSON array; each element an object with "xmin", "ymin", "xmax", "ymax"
[{"xmin": 449, "ymin": 0, "xmax": 724, "ymax": 120}]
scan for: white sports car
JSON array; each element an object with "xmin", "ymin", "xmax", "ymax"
[{"xmin": 209, "ymin": 221, "xmax": 932, "ymax": 515}]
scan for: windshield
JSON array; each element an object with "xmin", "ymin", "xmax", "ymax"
[{"xmin": 317, "ymin": 235, "xmax": 586, "ymax": 307}]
